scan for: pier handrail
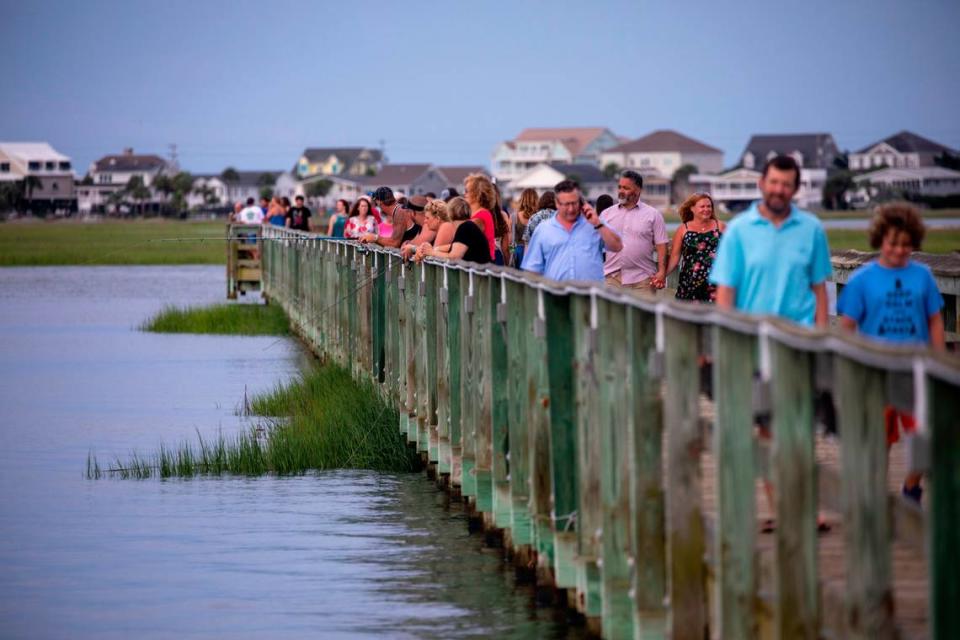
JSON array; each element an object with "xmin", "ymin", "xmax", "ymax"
[{"xmin": 260, "ymin": 225, "xmax": 959, "ymax": 640}]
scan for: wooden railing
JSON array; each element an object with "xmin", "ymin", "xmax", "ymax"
[{"xmin": 260, "ymin": 226, "xmax": 960, "ymax": 640}]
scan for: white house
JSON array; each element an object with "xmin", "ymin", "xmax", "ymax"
[
  {"xmin": 187, "ymin": 175, "xmax": 229, "ymax": 209},
  {"xmin": 690, "ymin": 166, "xmax": 827, "ymax": 210},
  {"xmin": 849, "ymin": 131, "xmax": 956, "ymax": 171},
  {"xmin": 0, "ymin": 142, "xmax": 76, "ymax": 213},
  {"xmin": 599, "ymin": 130, "xmax": 723, "ymax": 178},
  {"xmin": 89, "ymin": 148, "xmax": 173, "ymax": 188},
  {"xmin": 491, "ymin": 127, "xmax": 622, "ymax": 184},
  {"xmin": 851, "ymin": 166, "xmax": 960, "ymax": 204}
]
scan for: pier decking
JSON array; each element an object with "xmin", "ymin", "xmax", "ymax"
[{"xmin": 259, "ymin": 226, "xmax": 959, "ymax": 640}]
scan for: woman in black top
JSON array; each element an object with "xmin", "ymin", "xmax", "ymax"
[{"xmin": 417, "ymin": 196, "xmax": 490, "ymax": 264}]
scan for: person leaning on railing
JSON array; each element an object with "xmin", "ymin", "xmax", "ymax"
[
  {"xmin": 359, "ymin": 186, "xmax": 417, "ymax": 249},
  {"xmin": 416, "ymin": 197, "xmax": 490, "ymax": 265}
]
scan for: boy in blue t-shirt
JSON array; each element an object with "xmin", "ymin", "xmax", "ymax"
[{"xmin": 837, "ymin": 203, "xmax": 945, "ymax": 504}]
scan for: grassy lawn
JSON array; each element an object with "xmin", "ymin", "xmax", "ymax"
[
  {"xmin": 0, "ymin": 219, "xmax": 227, "ymax": 266},
  {"xmin": 826, "ymin": 228, "xmax": 960, "ymax": 254}
]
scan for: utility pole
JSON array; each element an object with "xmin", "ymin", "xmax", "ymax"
[{"xmin": 168, "ymin": 143, "xmax": 179, "ymax": 170}]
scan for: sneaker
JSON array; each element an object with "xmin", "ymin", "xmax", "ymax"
[{"xmin": 902, "ymin": 484, "xmax": 923, "ymax": 505}]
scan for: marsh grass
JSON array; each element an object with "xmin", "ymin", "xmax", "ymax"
[
  {"xmin": 0, "ymin": 220, "xmax": 227, "ymax": 266},
  {"xmin": 87, "ymin": 364, "xmax": 418, "ymax": 479},
  {"xmin": 141, "ymin": 303, "xmax": 290, "ymax": 336}
]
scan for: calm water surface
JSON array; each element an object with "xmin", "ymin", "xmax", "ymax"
[{"xmin": 0, "ymin": 266, "xmax": 582, "ymax": 639}]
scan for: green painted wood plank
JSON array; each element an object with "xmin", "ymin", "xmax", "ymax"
[
  {"xmin": 474, "ymin": 273, "xmax": 494, "ymax": 513},
  {"xmin": 507, "ymin": 279, "xmax": 533, "ymax": 546},
  {"xmin": 425, "ymin": 264, "xmax": 440, "ymax": 463},
  {"xmin": 598, "ymin": 299, "xmax": 634, "ymax": 640},
  {"xmin": 712, "ymin": 326, "xmax": 759, "ymax": 639},
  {"xmin": 525, "ymin": 285, "xmax": 554, "ymax": 571},
  {"xmin": 769, "ymin": 339, "xmax": 819, "ymax": 639},
  {"xmin": 546, "ymin": 292, "xmax": 579, "ymax": 592},
  {"xmin": 836, "ymin": 356, "xmax": 894, "ymax": 640},
  {"xmin": 436, "ymin": 265, "xmax": 452, "ymax": 475},
  {"xmin": 663, "ymin": 316, "xmax": 707, "ymax": 640},
  {"xmin": 628, "ymin": 307, "xmax": 667, "ymax": 639},
  {"xmin": 928, "ymin": 374, "xmax": 960, "ymax": 640},
  {"xmin": 460, "ymin": 270, "xmax": 477, "ymax": 497},
  {"xmin": 447, "ymin": 267, "xmax": 463, "ymax": 486},
  {"xmin": 490, "ymin": 275, "xmax": 512, "ymax": 529}
]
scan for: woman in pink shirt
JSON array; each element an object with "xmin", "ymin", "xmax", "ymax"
[{"xmin": 463, "ymin": 173, "xmax": 499, "ymax": 261}]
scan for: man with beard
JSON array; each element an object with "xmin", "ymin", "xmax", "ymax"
[
  {"xmin": 711, "ymin": 155, "xmax": 831, "ymax": 326},
  {"xmin": 599, "ymin": 170, "xmax": 669, "ymax": 293}
]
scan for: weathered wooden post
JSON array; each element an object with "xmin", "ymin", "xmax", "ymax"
[
  {"xmin": 629, "ymin": 306, "xmax": 667, "ymax": 638},
  {"xmin": 927, "ymin": 368, "xmax": 960, "ymax": 640},
  {"xmin": 435, "ymin": 264, "xmax": 452, "ymax": 476},
  {"xmin": 712, "ymin": 324, "xmax": 758, "ymax": 639},
  {"xmin": 769, "ymin": 332, "xmax": 819, "ymax": 638},
  {"xmin": 598, "ymin": 295, "xmax": 634, "ymax": 640},
  {"xmin": 490, "ymin": 273, "xmax": 512, "ymax": 530},
  {"xmin": 474, "ymin": 270, "xmax": 494, "ymax": 514},
  {"xmin": 460, "ymin": 269, "xmax": 478, "ymax": 500},
  {"xmin": 663, "ymin": 314, "xmax": 707, "ymax": 639},
  {"xmin": 547, "ymin": 290, "xmax": 580, "ymax": 598},
  {"xmin": 446, "ymin": 265, "xmax": 464, "ymax": 488},
  {"xmin": 506, "ymin": 278, "xmax": 534, "ymax": 558},
  {"xmin": 835, "ymin": 355, "xmax": 894, "ymax": 640}
]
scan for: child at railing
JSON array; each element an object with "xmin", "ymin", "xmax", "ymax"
[{"xmin": 836, "ymin": 203, "xmax": 946, "ymax": 505}]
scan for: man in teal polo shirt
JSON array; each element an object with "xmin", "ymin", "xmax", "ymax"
[{"xmin": 711, "ymin": 155, "xmax": 832, "ymax": 327}]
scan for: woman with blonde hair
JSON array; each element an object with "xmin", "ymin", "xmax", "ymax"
[
  {"xmin": 417, "ymin": 196, "xmax": 490, "ymax": 264},
  {"xmin": 463, "ymin": 173, "xmax": 500, "ymax": 261},
  {"xmin": 665, "ymin": 193, "xmax": 725, "ymax": 302}
]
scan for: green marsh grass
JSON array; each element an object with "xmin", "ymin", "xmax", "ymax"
[
  {"xmin": 141, "ymin": 303, "xmax": 290, "ymax": 336},
  {"xmin": 88, "ymin": 364, "xmax": 419, "ymax": 479},
  {"xmin": 0, "ymin": 220, "xmax": 226, "ymax": 266}
]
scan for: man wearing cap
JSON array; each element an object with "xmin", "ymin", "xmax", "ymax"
[
  {"xmin": 360, "ymin": 187, "xmax": 419, "ymax": 249},
  {"xmin": 399, "ymin": 195, "xmax": 436, "ymax": 259}
]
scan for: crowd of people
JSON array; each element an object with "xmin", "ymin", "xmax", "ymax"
[{"xmin": 233, "ymin": 159, "xmax": 945, "ymax": 505}]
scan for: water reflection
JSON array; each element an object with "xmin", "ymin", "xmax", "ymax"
[{"xmin": 0, "ymin": 267, "xmax": 583, "ymax": 639}]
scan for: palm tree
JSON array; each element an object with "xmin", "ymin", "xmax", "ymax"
[{"xmin": 22, "ymin": 175, "xmax": 42, "ymax": 213}]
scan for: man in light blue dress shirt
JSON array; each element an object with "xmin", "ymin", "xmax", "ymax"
[{"xmin": 521, "ymin": 180, "xmax": 622, "ymax": 281}]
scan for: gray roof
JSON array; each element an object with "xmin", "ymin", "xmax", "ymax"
[
  {"xmin": 94, "ymin": 153, "xmax": 167, "ymax": 172},
  {"xmin": 435, "ymin": 165, "xmax": 487, "ymax": 185},
  {"xmin": 855, "ymin": 130, "xmax": 956, "ymax": 155},
  {"xmin": 741, "ymin": 133, "xmax": 838, "ymax": 169},
  {"xmin": 608, "ymin": 129, "xmax": 721, "ymax": 154},
  {"xmin": 301, "ymin": 147, "xmax": 383, "ymax": 165},
  {"xmin": 367, "ymin": 163, "xmax": 431, "ymax": 186},
  {"xmin": 548, "ymin": 162, "xmax": 610, "ymax": 184}
]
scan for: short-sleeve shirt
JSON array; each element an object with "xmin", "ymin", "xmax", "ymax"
[
  {"xmin": 710, "ymin": 202, "xmax": 832, "ymax": 325},
  {"xmin": 286, "ymin": 206, "xmax": 311, "ymax": 231},
  {"xmin": 600, "ymin": 201, "xmax": 669, "ymax": 283},
  {"xmin": 238, "ymin": 206, "xmax": 264, "ymax": 224},
  {"xmin": 521, "ymin": 215, "xmax": 615, "ymax": 282},
  {"xmin": 522, "ymin": 208, "xmax": 556, "ymax": 244},
  {"xmin": 837, "ymin": 261, "xmax": 943, "ymax": 344},
  {"xmin": 471, "ymin": 208, "xmax": 497, "ymax": 260},
  {"xmin": 344, "ymin": 215, "xmax": 377, "ymax": 239},
  {"xmin": 453, "ymin": 220, "xmax": 491, "ymax": 264}
]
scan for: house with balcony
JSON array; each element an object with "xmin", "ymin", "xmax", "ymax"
[
  {"xmin": 690, "ymin": 134, "xmax": 839, "ymax": 210},
  {"xmin": 0, "ymin": 142, "xmax": 76, "ymax": 214},
  {"xmin": 851, "ymin": 166, "xmax": 960, "ymax": 205},
  {"xmin": 295, "ymin": 147, "xmax": 384, "ymax": 179},
  {"xmin": 849, "ymin": 130, "xmax": 956, "ymax": 171},
  {"xmin": 491, "ymin": 127, "xmax": 622, "ymax": 184},
  {"xmin": 599, "ymin": 130, "xmax": 723, "ymax": 179}
]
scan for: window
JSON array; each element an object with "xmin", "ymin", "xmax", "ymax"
[
  {"xmin": 0, "ymin": 162, "xmax": 9, "ymax": 172},
  {"xmin": 59, "ymin": 161, "xmax": 71, "ymax": 171},
  {"xmin": 45, "ymin": 161, "xmax": 55, "ymax": 170},
  {"xmin": 29, "ymin": 161, "xmax": 41, "ymax": 171},
  {"xmin": 52, "ymin": 182, "xmax": 59, "ymax": 192},
  {"xmin": 640, "ymin": 157, "xmax": 650, "ymax": 167}
]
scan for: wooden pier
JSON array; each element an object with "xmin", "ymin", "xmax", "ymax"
[
  {"xmin": 226, "ymin": 223, "xmax": 262, "ymax": 299},
  {"xmin": 261, "ymin": 227, "xmax": 959, "ymax": 640}
]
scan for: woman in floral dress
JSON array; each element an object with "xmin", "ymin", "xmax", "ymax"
[{"xmin": 666, "ymin": 193, "xmax": 725, "ymax": 302}]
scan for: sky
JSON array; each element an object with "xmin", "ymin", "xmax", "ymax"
[{"xmin": 2, "ymin": 0, "xmax": 959, "ymax": 175}]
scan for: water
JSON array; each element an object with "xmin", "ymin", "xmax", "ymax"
[{"xmin": 0, "ymin": 266, "xmax": 582, "ymax": 639}]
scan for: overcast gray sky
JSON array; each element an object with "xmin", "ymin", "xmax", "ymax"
[{"xmin": 2, "ymin": 0, "xmax": 958, "ymax": 174}]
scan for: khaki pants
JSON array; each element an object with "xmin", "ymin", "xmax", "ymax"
[{"xmin": 605, "ymin": 271, "xmax": 656, "ymax": 295}]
